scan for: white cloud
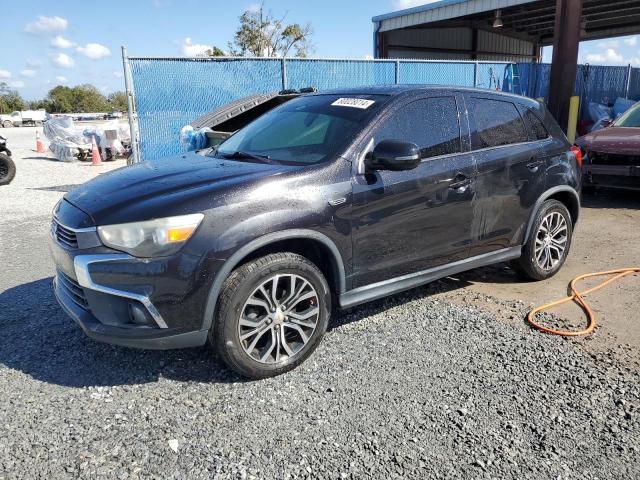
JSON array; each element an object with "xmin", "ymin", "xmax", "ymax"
[
  {"xmin": 26, "ymin": 59, "xmax": 43, "ymax": 68},
  {"xmin": 9, "ymin": 81, "xmax": 25, "ymax": 89},
  {"xmin": 596, "ymin": 40, "xmax": 619, "ymax": 49},
  {"xmin": 0, "ymin": 69, "xmax": 11, "ymax": 79},
  {"xmin": 392, "ymin": 0, "xmax": 440, "ymax": 10},
  {"xmin": 20, "ymin": 69, "xmax": 36, "ymax": 78},
  {"xmin": 52, "ymin": 53, "xmax": 75, "ymax": 68},
  {"xmin": 624, "ymin": 37, "xmax": 638, "ymax": 46},
  {"xmin": 76, "ymin": 43, "xmax": 111, "ymax": 59},
  {"xmin": 113, "ymin": 70, "xmax": 123, "ymax": 78},
  {"xmin": 51, "ymin": 35, "xmax": 75, "ymax": 49},
  {"xmin": 585, "ymin": 48, "xmax": 624, "ymax": 64},
  {"xmin": 246, "ymin": 3, "xmax": 261, "ymax": 13},
  {"xmin": 178, "ymin": 37, "xmax": 212, "ymax": 56},
  {"xmin": 25, "ymin": 15, "xmax": 68, "ymax": 34},
  {"xmin": 55, "ymin": 76, "xmax": 68, "ymax": 83}
]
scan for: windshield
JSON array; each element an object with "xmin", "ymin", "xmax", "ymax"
[
  {"xmin": 214, "ymin": 94, "xmax": 388, "ymax": 165},
  {"xmin": 613, "ymin": 102, "xmax": 640, "ymax": 127}
]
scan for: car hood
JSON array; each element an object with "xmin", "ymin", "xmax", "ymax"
[
  {"xmin": 576, "ymin": 127, "xmax": 640, "ymax": 155},
  {"xmin": 65, "ymin": 152, "xmax": 293, "ymax": 225}
]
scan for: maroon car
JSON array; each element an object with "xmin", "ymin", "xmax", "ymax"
[{"xmin": 576, "ymin": 102, "xmax": 640, "ymax": 191}]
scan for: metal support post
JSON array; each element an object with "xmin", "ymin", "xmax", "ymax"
[
  {"xmin": 625, "ymin": 64, "xmax": 632, "ymax": 99},
  {"xmin": 281, "ymin": 58, "xmax": 288, "ymax": 91},
  {"xmin": 547, "ymin": 0, "xmax": 583, "ymax": 132},
  {"xmin": 473, "ymin": 62, "xmax": 479, "ymax": 88},
  {"xmin": 121, "ymin": 46, "xmax": 140, "ymax": 164}
]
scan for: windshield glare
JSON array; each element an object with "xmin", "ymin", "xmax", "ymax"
[
  {"xmin": 215, "ymin": 94, "xmax": 387, "ymax": 165},
  {"xmin": 613, "ymin": 102, "xmax": 640, "ymax": 128}
]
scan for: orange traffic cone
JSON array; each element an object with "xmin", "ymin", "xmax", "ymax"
[
  {"xmin": 91, "ymin": 135, "xmax": 102, "ymax": 166},
  {"xmin": 35, "ymin": 131, "xmax": 45, "ymax": 153}
]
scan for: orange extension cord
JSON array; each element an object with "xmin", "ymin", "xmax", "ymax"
[{"xmin": 527, "ymin": 268, "xmax": 640, "ymax": 336}]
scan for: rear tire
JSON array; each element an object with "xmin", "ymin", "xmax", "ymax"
[
  {"xmin": 210, "ymin": 253, "xmax": 331, "ymax": 379},
  {"xmin": 0, "ymin": 153, "xmax": 16, "ymax": 185},
  {"xmin": 511, "ymin": 200, "xmax": 573, "ymax": 281}
]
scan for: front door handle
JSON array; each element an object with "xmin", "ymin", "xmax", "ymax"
[{"xmin": 449, "ymin": 173, "xmax": 472, "ymax": 191}]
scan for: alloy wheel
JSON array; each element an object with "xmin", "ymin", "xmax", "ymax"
[
  {"xmin": 238, "ymin": 274, "xmax": 319, "ymax": 364},
  {"xmin": 535, "ymin": 211, "xmax": 568, "ymax": 271}
]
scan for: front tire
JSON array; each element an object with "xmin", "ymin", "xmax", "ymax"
[
  {"xmin": 211, "ymin": 253, "xmax": 331, "ymax": 379},
  {"xmin": 511, "ymin": 200, "xmax": 573, "ymax": 281},
  {"xmin": 0, "ymin": 153, "xmax": 16, "ymax": 185}
]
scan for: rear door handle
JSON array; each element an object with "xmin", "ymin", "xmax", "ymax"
[{"xmin": 527, "ymin": 160, "xmax": 544, "ymax": 172}]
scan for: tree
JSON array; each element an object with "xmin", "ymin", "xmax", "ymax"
[
  {"xmin": 0, "ymin": 83, "xmax": 26, "ymax": 114},
  {"xmin": 47, "ymin": 86, "xmax": 75, "ymax": 113},
  {"xmin": 224, "ymin": 3, "xmax": 313, "ymax": 58},
  {"xmin": 205, "ymin": 46, "xmax": 226, "ymax": 57},
  {"xmin": 71, "ymin": 84, "xmax": 109, "ymax": 113},
  {"xmin": 107, "ymin": 91, "xmax": 128, "ymax": 112},
  {"xmin": 45, "ymin": 84, "xmax": 109, "ymax": 113}
]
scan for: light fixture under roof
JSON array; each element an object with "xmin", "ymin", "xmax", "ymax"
[{"xmin": 493, "ymin": 9, "xmax": 503, "ymax": 28}]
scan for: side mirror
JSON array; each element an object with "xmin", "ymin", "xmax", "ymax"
[{"xmin": 366, "ymin": 139, "xmax": 421, "ymax": 172}]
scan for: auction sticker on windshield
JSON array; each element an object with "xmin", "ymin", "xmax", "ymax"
[{"xmin": 331, "ymin": 98, "xmax": 375, "ymax": 109}]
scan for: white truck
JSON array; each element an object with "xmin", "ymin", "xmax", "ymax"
[{"xmin": 0, "ymin": 110, "xmax": 47, "ymax": 128}]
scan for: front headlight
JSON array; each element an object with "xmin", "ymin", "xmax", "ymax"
[{"xmin": 97, "ymin": 213, "xmax": 204, "ymax": 257}]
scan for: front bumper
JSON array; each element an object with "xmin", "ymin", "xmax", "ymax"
[
  {"xmin": 50, "ymin": 203, "xmax": 212, "ymax": 349},
  {"xmin": 53, "ymin": 274, "xmax": 208, "ymax": 349}
]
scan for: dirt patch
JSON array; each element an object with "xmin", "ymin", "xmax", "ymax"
[{"xmin": 427, "ymin": 189, "xmax": 640, "ymax": 371}]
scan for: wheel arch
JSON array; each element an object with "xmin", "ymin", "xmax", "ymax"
[
  {"xmin": 202, "ymin": 230, "xmax": 346, "ymax": 332},
  {"xmin": 524, "ymin": 186, "xmax": 580, "ymax": 241}
]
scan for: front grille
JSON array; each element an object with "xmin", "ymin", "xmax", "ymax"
[
  {"xmin": 56, "ymin": 270, "xmax": 89, "ymax": 310},
  {"xmin": 52, "ymin": 219, "xmax": 78, "ymax": 249},
  {"xmin": 589, "ymin": 151, "xmax": 640, "ymax": 167}
]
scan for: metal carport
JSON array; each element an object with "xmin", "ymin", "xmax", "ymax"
[{"xmin": 372, "ymin": 0, "xmax": 640, "ymax": 130}]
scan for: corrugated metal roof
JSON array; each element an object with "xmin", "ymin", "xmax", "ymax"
[{"xmin": 372, "ymin": 0, "xmax": 536, "ymax": 32}]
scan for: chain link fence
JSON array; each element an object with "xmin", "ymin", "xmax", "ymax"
[
  {"xmin": 519, "ymin": 63, "xmax": 640, "ymax": 115},
  {"xmin": 125, "ymin": 54, "xmax": 640, "ymax": 160}
]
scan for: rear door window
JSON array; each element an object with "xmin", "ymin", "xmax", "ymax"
[
  {"xmin": 468, "ymin": 97, "xmax": 529, "ymax": 149},
  {"xmin": 374, "ymin": 96, "xmax": 461, "ymax": 160}
]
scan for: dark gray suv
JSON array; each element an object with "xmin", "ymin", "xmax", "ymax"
[{"xmin": 50, "ymin": 86, "xmax": 581, "ymax": 378}]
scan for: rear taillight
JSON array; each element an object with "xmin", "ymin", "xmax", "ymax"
[{"xmin": 570, "ymin": 145, "xmax": 583, "ymax": 168}]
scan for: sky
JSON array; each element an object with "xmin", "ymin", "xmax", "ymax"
[{"xmin": 1, "ymin": 0, "xmax": 639, "ymax": 100}]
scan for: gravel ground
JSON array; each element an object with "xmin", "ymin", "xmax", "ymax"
[{"xmin": 1, "ymin": 126, "xmax": 639, "ymax": 479}]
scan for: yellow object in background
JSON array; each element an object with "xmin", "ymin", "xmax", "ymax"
[{"xmin": 567, "ymin": 96, "xmax": 579, "ymax": 143}]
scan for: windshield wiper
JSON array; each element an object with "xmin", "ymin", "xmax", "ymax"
[{"xmin": 219, "ymin": 150, "xmax": 274, "ymax": 164}]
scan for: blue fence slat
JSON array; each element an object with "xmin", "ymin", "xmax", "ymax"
[
  {"xmin": 398, "ymin": 61, "xmax": 474, "ymax": 86},
  {"xmin": 286, "ymin": 59, "xmax": 396, "ymax": 91},
  {"xmin": 130, "ymin": 58, "xmax": 282, "ymax": 159},
  {"xmin": 629, "ymin": 68, "xmax": 640, "ymax": 100}
]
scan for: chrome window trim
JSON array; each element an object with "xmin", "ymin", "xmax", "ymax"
[
  {"xmin": 73, "ymin": 254, "xmax": 169, "ymax": 329},
  {"xmin": 469, "ymin": 139, "xmax": 539, "ymax": 154},
  {"xmin": 52, "ymin": 217, "xmax": 97, "ymax": 233}
]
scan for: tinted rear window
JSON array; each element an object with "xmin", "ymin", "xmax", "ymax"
[
  {"xmin": 469, "ymin": 98, "xmax": 528, "ymax": 149},
  {"xmin": 373, "ymin": 96, "xmax": 461, "ymax": 160},
  {"xmin": 524, "ymin": 108, "xmax": 549, "ymax": 140}
]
